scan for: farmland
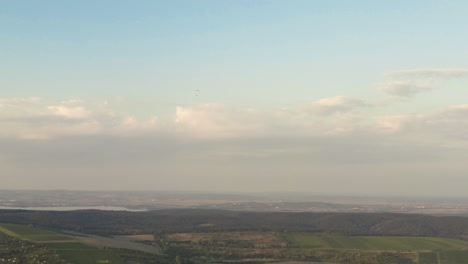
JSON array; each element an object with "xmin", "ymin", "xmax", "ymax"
[
  {"xmin": 0, "ymin": 231, "xmax": 66, "ymax": 263},
  {"xmin": 281, "ymin": 233, "xmax": 468, "ymax": 250},
  {"xmin": 0, "ymin": 223, "xmax": 165, "ymax": 264},
  {"xmin": 438, "ymin": 250, "xmax": 468, "ymax": 264},
  {"xmin": 418, "ymin": 252, "xmax": 439, "ymax": 264},
  {"xmin": 160, "ymin": 231, "xmax": 468, "ymax": 263},
  {"xmin": 0, "ymin": 223, "xmax": 72, "ymax": 241},
  {"xmin": 3, "ymin": 209, "xmax": 468, "ymax": 263},
  {"xmin": 46, "ymin": 243, "xmax": 126, "ymax": 264}
]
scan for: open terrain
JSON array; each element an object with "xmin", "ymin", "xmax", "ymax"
[
  {"xmin": 282, "ymin": 233, "xmax": 468, "ymax": 250},
  {"xmin": 0, "ymin": 223, "xmax": 163, "ymax": 264},
  {"xmin": 2, "ymin": 209, "xmax": 468, "ymax": 263}
]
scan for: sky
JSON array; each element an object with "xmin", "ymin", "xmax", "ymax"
[{"xmin": 2, "ymin": 1, "xmax": 468, "ymax": 196}]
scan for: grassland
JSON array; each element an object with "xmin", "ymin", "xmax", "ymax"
[
  {"xmin": 0, "ymin": 223, "xmax": 160, "ymax": 264},
  {"xmin": 165, "ymin": 231, "xmax": 285, "ymax": 248},
  {"xmin": 49, "ymin": 245, "xmax": 126, "ymax": 264},
  {"xmin": 4, "ymin": 219, "xmax": 468, "ymax": 264},
  {"xmin": 0, "ymin": 223, "xmax": 71, "ymax": 241},
  {"xmin": 416, "ymin": 250, "xmax": 468, "ymax": 264},
  {"xmin": 418, "ymin": 252, "xmax": 439, "ymax": 264},
  {"xmin": 282, "ymin": 233, "xmax": 468, "ymax": 251},
  {"xmin": 438, "ymin": 250, "xmax": 468, "ymax": 264},
  {"xmin": 162, "ymin": 231, "xmax": 468, "ymax": 263},
  {"xmin": 64, "ymin": 231, "xmax": 162, "ymax": 254}
]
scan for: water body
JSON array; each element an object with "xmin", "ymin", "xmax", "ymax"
[{"xmin": 0, "ymin": 206, "xmax": 147, "ymax": 211}]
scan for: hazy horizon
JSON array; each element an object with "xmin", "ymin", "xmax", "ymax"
[{"xmin": 2, "ymin": 1, "xmax": 468, "ymax": 196}]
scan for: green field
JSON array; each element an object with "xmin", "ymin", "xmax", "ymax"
[
  {"xmin": 283, "ymin": 233, "xmax": 468, "ymax": 251},
  {"xmin": 0, "ymin": 223, "xmax": 164, "ymax": 264},
  {"xmin": 418, "ymin": 250, "xmax": 468, "ymax": 264},
  {"xmin": 418, "ymin": 252, "xmax": 439, "ymax": 264},
  {"xmin": 5, "ymin": 221, "xmax": 468, "ymax": 264},
  {"xmin": 46, "ymin": 242, "xmax": 98, "ymax": 250},
  {"xmin": 54, "ymin": 248, "xmax": 126, "ymax": 264},
  {"xmin": 439, "ymin": 250, "xmax": 468, "ymax": 264},
  {"xmin": 0, "ymin": 223, "xmax": 71, "ymax": 241},
  {"xmin": 0, "ymin": 224, "xmax": 18, "ymax": 237},
  {"xmin": 0, "ymin": 223, "xmax": 126, "ymax": 264}
]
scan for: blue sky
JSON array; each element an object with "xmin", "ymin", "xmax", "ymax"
[
  {"xmin": 4, "ymin": 1, "xmax": 467, "ymax": 100},
  {"xmin": 2, "ymin": 1, "xmax": 468, "ymax": 196}
]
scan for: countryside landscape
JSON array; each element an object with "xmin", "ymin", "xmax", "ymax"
[
  {"xmin": 3, "ymin": 1, "xmax": 468, "ymax": 263},
  {"xmin": 3, "ymin": 191, "xmax": 468, "ymax": 263}
]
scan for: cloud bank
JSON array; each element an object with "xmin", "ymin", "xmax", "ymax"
[
  {"xmin": 2, "ymin": 68, "xmax": 468, "ymax": 194},
  {"xmin": 380, "ymin": 68, "xmax": 468, "ymax": 98}
]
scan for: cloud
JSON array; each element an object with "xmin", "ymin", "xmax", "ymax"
[
  {"xmin": 47, "ymin": 105, "xmax": 90, "ymax": 119},
  {"xmin": 388, "ymin": 69, "xmax": 468, "ymax": 79},
  {"xmin": 0, "ymin": 96, "xmax": 378, "ymax": 141},
  {"xmin": 173, "ymin": 100, "xmax": 370, "ymax": 139},
  {"xmin": 373, "ymin": 104, "xmax": 468, "ymax": 141},
  {"xmin": 1, "ymin": 95, "xmax": 466, "ymax": 146},
  {"xmin": 380, "ymin": 68, "xmax": 468, "ymax": 98},
  {"xmin": 303, "ymin": 96, "xmax": 368, "ymax": 115},
  {"xmin": 174, "ymin": 104, "xmax": 269, "ymax": 139},
  {"xmin": 379, "ymin": 81, "xmax": 434, "ymax": 97},
  {"xmin": 423, "ymin": 104, "xmax": 468, "ymax": 140},
  {"xmin": 374, "ymin": 115, "xmax": 415, "ymax": 134},
  {"xmin": 2, "ymin": 96, "xmax": 468, "ymax": 193},
  {"xmin": 0, "ymin": 98, "xmax": 160, "ymax": 139}
]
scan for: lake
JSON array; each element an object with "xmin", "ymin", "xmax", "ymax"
[{"xmin": 0, "ymin": 206, "xmax": 147, "ymax": 211}]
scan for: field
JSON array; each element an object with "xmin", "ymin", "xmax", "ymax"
[
  {"xmin": 4, "ymin": 220, "xmax": 468, "ymax": 264},
  {"xmin": 418, "ymin": 252, "xmax": 439, "ymax": 264},
  {"xmin": 49, "ymin": 245, "xmax": 126, "ymax": 264},
  {"xmin": 417, "ymin": 250, "xmax": 468, "ymax": 264},
  {"xmin": 282, "ymin": 233, "xmax": 468, "ymax": 251},
  {"xmin": 165, "ymin": 231, "xmax": 286, "ymax": 248},
  {"xmin": 0, "ymin": 223, "xmax": 162, "ymax": 264},
  {"xmin": 67, "ymin": 232, "xmax": 162, "ymax": 254},
  {"xmin": 162, "ymin": 231, "xmax": 468, "ymax": 263},
  {"xmin": 0, "ymin": 223, "xmax": 71, "ymax": 241},
  {"xmin": 438, "ymin": 250, "xmax": 468, "ymax": 264}
]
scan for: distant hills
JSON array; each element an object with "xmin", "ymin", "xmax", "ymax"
[{"xmin": 1, "ymin": 209, "xmax": 468, "ymax": 239}]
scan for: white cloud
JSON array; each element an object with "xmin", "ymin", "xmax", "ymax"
[
  {"xmin": 379, "ymin": 81, "xmax": 434, "ymax": 97},
  {"xmin": 373, "ymin": 104, "xmax": 468, "ymax": 140},
  {"xmin": 0, "ymin": 98, "xmax": 160, "ymax": 139},
  {"xmin": 174, "ymin": 104, "xmax": 266, "ymax": 139},
  {"xmin": 380, "ymin": 68, "xmax": 468, "ymax": 98},
  {"xmin": 111, "ymin": 115, "xmax": 159, "ymax": 136},
  {"xmin": 374, "ymin": 115, "xmax": 415, "ymax": 134},
  {"xmin": 2, "ymin": 94, "xmax": 468, "ymax": 194},
  {"xmin": 303, "ymin": 96, "xmax": 368, "ymax": 115},
  {"xmin": 47, "ymin": 105, "xmax": 90, "ymax": 119},
  {"xmin": 173, "ymin": 100, "xmax": 369, "ymax": 139},
  {"xmin": 1, "ymin": 94, "xmax": 466, "ymax": 145},
  {"xmin": 388, "ymin": 69, "xmax": 468, "ymax": 79},
  {"xmin": 423, "ymin": 104, "xmax": 468, "ymax": 139},
  {"xmin": 0, "ymin": 96, "xmax": 374, "ymax": 140}
]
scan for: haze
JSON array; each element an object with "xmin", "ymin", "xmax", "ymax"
[{"xmin": 2, "ymin": 1, "xmax": 468, "ymax": 196}]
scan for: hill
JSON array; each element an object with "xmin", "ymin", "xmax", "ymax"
[{"xmin": 1, "ymin": 209, "xmax": 468, "ymax": 239}]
